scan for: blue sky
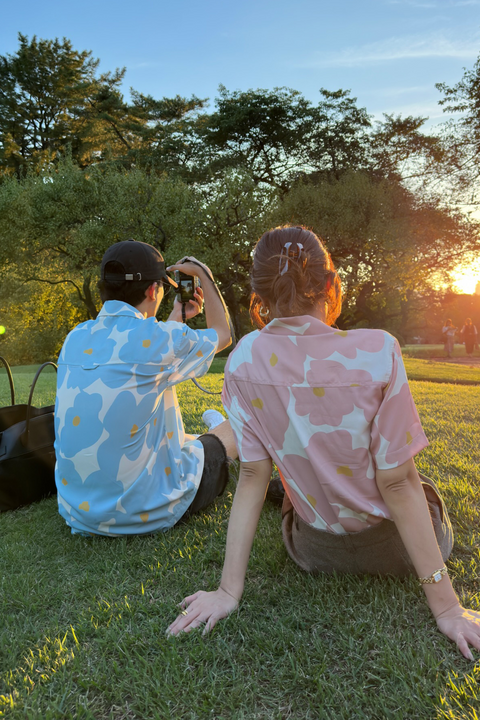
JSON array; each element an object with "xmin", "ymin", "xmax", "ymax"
[
  {"xmin": 1, "ymin": 0, "xmax": 479, "ymax": 128},
  {"xmin": 2, "ymin": 0, "xmax": 480, "ymax": 287}
]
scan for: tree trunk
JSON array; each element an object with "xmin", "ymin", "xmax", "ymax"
[{"xmin": 83, "ymin": 276, "xmax": 99, "ymax": 319}]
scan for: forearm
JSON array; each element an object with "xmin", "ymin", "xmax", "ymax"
[
  {"xmin": 168, "ymin": 305, "xmax": 182, "ymax": 322},
  {"xmin": 377, "ymin": 460, "xmax": 459, "ymax": 618},
  {"xmin": 220, "ymin": 459, "xmax": 272, "ymax": 600},
  {"xmin": 197, "ymin": 270, "xmax": 231, "ymax": 351}
]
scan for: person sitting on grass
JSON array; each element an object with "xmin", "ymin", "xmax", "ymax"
[
  {"xmin": 168, "ymin": 225, "xmax": 480, "ymax": 661},
  {"xmin": 54, "ymin": 239, "xmax": 237, "ymax": 536}
]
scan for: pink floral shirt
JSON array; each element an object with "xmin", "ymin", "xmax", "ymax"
[{"xmin": 222, "ymin": 317, "xmax": 428, "ymax": 534}]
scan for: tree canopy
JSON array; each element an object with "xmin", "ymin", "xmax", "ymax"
[
  {"xmin": 1, "ymin": 33, "xmax": 479, "ymax": 363},
  {"xmin": 436, "ymin": 54, "xmax": 480, "ymax": 206}
]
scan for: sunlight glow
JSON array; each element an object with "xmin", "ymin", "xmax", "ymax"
[{"xmin": 451, "ymin": 259, "xmax": 480, "ymax": 295}]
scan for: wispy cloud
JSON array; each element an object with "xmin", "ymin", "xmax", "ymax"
[
  {"xmin": 299, "ymin": 33, "xmax": 480, "ymax": 68},
  {"xmin": 368, "ymin": 85, "xmax": 433, "ymax": 97}
]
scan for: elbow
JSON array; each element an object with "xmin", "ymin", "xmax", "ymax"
[
  {"xmin": 377, "ymin": 474, "xmax": 412, "ymax": 498},
  {"xmin": 239, "ymin": 458, "xmax": 273, "ymax": 484},
  {"xmin": 376, "ymin": 459, "xmax": 419, "ymax": 500},
  {"xmin": 216, "ymin": 331, "xmax": 232, "ymax": 353}
]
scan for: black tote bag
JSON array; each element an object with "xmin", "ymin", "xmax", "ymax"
[{"xmin": 0, "ymin": 358, "xmax": 57, "ymax": 511}]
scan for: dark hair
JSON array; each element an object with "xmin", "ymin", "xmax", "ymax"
[
  {"xmin": 98, "ymin": 261, "xmax": 154, "ymax": 307},
  {"xmin": 250, "ymin": 226, "xmax": 342, "ymax": 329}
]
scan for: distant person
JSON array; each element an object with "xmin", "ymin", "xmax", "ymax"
[
  {"xmin": 168, "ymin": 226, "xmax": 480, "ymax": 660},
  {"xmin": 442, "ymin": 319, "xmax": 457, "ymax": 358},
  {"xmin": 54, "ymin": 239, "xmax": 237, "ymax": 536},
  {"xmin": 460, "ymin": 318, "xmax": 478, "ymax": 357}
]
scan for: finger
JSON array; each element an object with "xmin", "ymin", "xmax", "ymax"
[
  {"xmin": 180, "ymin": 591, "xmax": 204, "ymax": 608},
  {"xmin": 170, "ymin": 607, "xmax": 210, "ymax": 636},
  {"xmin": 457, "ymin": 633, "xmax": 474, "ymax": 661},
  {"xmin": 167, "ymin": 607, "xmax": 202, "ymax": 635},
  {"xmin": 167, "ymin": 261, "xmax": 194, "ymax": 274},
  {"xmin": 166, "ymin": 617, "xmax": 187, "ymax": 636},
  {"xmin": 168, "ymin": 610, "xmax": 196, "ymax": 633},
  {"xmin": 188, "ymin": 297, "xmax": 201, "ymax": 309},
  {"xmin": 203, "ymin": 615, "xmax": 220, "ymax": 635},
  {"xmin": 464, "ymin": 630, "xmax": 480, "ymax": 652},
  {"xmin": 182, "ymin": 617, "xmax": 205, "ymax": 633}
]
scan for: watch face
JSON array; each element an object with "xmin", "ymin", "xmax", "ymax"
[{"xmin": 433, "ymin": 572, "xmax": 442, "ymax": 582}]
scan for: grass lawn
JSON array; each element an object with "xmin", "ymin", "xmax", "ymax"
[
  {"xmin": 403, "ymin": 358, "xmax": 480, "ymax": 386},
  {"xmin": 404, "ymin": 344, "xmax": 480, "ymax": 360},
  {"xmin": 0, "ymin": 360, "xmax": 479, "ymax": 719}
]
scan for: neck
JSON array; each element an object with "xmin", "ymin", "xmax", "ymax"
[
  {"xmin": 269, "ymin": 301, "xmax": 327, "ymax": 324},
  {"xmin": 135, "ymin": 298, "xmax": 156, "ymax": 318}
]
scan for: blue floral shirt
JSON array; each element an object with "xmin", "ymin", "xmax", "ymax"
[{"xmin": 54, "ymin": 301, "xmax": 218, "ymax": 535}]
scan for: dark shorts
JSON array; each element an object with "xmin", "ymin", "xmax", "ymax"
[
  {"xmin": 178, "ymin": 433, "xmax": 229, "ymax": 522},
  {"xmin": 281, "ymin": 473, "xmax": 454, "ymax": 577}
]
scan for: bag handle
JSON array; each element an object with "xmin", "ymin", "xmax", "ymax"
[
  {"xmin": 0, "ymin": 356, "xmax": 15, "ymax": 405},
  {"xmin": 25, "ymin": 362, "xmax": 58, "ymax": 439}
]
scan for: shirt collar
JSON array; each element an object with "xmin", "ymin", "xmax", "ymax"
[
  {"xmin": 262, "ymin": 315, "xmax": 335, "ymax": 336},
  {"xmin": 98, "ymin": 300, "xmax": 145, "ymax": 321}
]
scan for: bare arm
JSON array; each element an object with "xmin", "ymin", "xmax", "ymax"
[
  {"xmin": 376, "ymin": 458, "xmax": 480, "ymax": 659},
  {"xmin": 167, "ymin": 257, "xmax": 231, "ymax": 352},
  {"xmin": 167, "ymin": 288, "xmax": 204, "ymax": 323},
  {"xmin": 167, "ymin": 458, "xmax": 272, "ymax": 635}
]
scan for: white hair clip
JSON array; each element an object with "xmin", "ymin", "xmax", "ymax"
[{"xmin": 279, "ymin": 243, "xmax": 305, "ymax": 275}]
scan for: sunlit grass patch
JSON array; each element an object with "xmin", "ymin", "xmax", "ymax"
[
  {"xmin": 404, "ymin": 357, "xmax": 480, "ymax": 385},
  {"xmin": 0, "ymin": 363, "xmax": 479, "ymax": 718}
]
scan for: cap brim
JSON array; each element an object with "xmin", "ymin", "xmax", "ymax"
[{"xmin": 163, "ymin": 274, "xmax": 178, "ymax": 289}]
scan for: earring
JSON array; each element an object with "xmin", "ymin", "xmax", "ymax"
[{"xmin": 259, "ymin": 306, "xmax": 270, "ymax": 317}]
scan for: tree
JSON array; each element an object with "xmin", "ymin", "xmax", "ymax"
[
  {"xmin": 0, "ymin": 34, "xmax": 205, "ymax": 176},
  {"xmin": 305, "ymin": 89, "xmax": 371, "ymax": 181},
  {"xmin": 0, "ymin": 157, "xmax": 273, "ymax": 358},
  {"xmin": 435, "ymin": 53, "xmax": 480, "ymax": 205},
  {"xmin": 190, "ymin": 85, "xmax": 442, "ymax": 195},
  {"xmin": 0, "ymin": 34, "xmax": 120, "ymax": 172},
  {"xmin": 193, "ymin": 171, "xmax": 277, "ymax": 337},
  {"xmin": 123, "ymin": 91, "xmax": 209, "ymax": 178},
  {"xmin": 197, "ymin": 85, "xmax": 312, "ymax": 192},
  {"xmin": 276, "ymin": 172, "xmax": 480, "ymax": 340},
  {"xmin": 0, "ymin": 157, "xmax": 202, "ymax": 319},
  {"xmin": 369, "ymin": 114, "xmax": 444, "ymax": 184}
]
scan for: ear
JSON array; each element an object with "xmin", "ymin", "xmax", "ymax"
[
  {"xmin": 146, "ymin": 282, "xmax": 158, "ymax": 300},
  {"xmin": 324, "ymin": 270, "xmax": 336, "ymax": 292}
]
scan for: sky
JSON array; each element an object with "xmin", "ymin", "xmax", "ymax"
[
  {"xmin": 2, "ymin": 0, "xmax": 480, "ymax": 290},
  {"xmin": 1, "ymin": 0, "xmax": 479, "ymax": 127}
]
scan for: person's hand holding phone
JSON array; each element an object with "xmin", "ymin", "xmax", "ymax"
[{"xmin": 173, "ymin": 287, "xmax": 204, "ymax": 319}]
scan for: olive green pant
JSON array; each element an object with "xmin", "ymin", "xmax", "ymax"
[{"xmin": 281, "ymin": 474, "xmax": 453, "ymax": 577}]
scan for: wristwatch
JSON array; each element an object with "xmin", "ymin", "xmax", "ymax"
[{"xmin": 418, "ymin": 567, "xmax": 448, "ymax": 585}]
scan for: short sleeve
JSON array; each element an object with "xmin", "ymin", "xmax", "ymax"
[
  {"xmin": 222, "ymin": 370, "xmax": 270, "ymax": 463},
  {"xmin": 370, "ymin": 339, "xmax": 428, "ymax": 469},
  {"xmin": 169, "ymin": 325, "xmax": 218, "ymax": 385}
]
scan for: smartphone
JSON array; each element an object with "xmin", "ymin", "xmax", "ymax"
[{"xmin": 174, "ymin": 271, "xmax": 200, "ymax": 303}]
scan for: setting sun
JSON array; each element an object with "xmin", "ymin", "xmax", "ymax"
[{"xmin": 451, "ymin": 260, "xmax": 480, "ymax": 295}]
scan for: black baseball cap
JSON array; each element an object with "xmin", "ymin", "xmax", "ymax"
[{"xmin": 100, "ymin": 240, "xmax": 177, "ymax": 288}]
